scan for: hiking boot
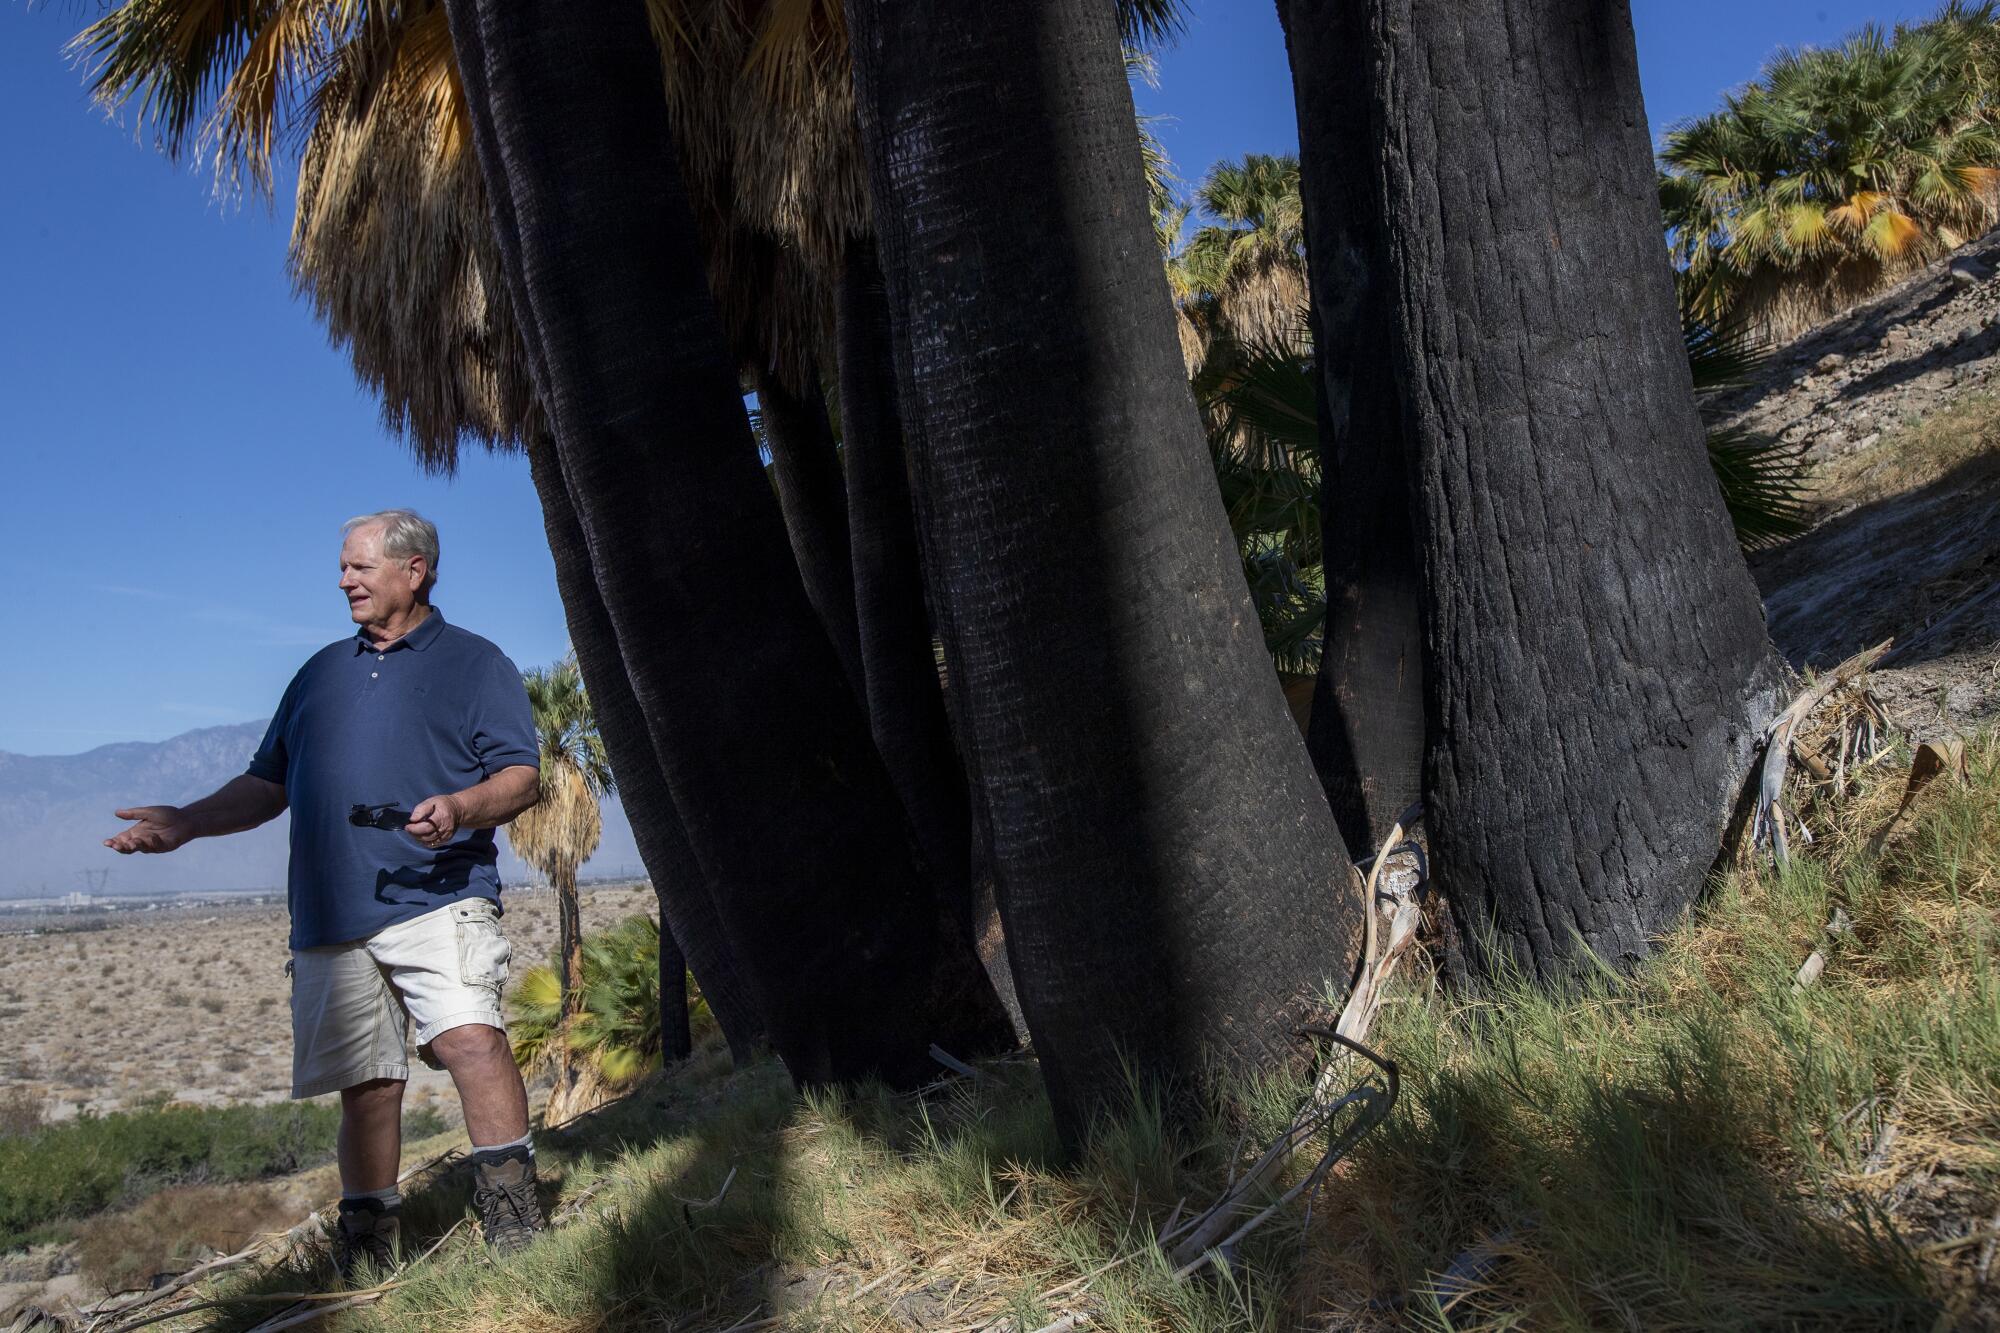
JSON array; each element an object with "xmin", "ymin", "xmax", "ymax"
[
  {"xmin": 332, "ymin": 1197, "xmax": 401, "ymax": 1280},
  {"xmin": 471, "ymin": 1146, "xmax": 546, "ymax": 1255}
]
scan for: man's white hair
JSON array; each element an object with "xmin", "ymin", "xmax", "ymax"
[{"xmin": 344, "ymin": 509, "xmax": 440, "ymax": 594}]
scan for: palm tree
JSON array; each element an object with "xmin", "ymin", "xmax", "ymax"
[
  {"xmin": 1660, "ymin": 6, "xmax": 2000, "ymax": 337},
  {"xmin": 69, "ymin": 0, "xmax": 1193, "ymax": 1094},
  {"xmin": 504, "ymin": 659, "xmax": 611, "ymax": 1117},
  {"xmin": 846, "ymin": 0, "xmax": 1362, "ymax": 1143},
  {"xmin": 1272, "ymin": 0, "xmax": 1424, "ymax": 860},
  {"xmin": 1171, "ymin": 153, "xmax": 1309, "ymax": 360},
  {"xmin": 510, "ymin": 914, "xmax": 713, "ymax": 1102},
  {"xmin": 71, "ymin": 0, "xmax": 772, "ymax": 1067},
  {"xmin": 70, "ymin": 0, "xmax": 1025, "ymax": 1084},
  {"xmin": 448, "ymin": 0, "xmax": 1016, "ymax": 1086},
  {"xmin": 1297, "ymin": 0, "xmax": 1789, "ymax": 981}
]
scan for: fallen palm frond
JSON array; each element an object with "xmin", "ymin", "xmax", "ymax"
[
  {"xmin": 1753, "ymin": 638, "xmax": 1896, "ymax": 866},
  {"xmin": 1164, "ymin": 802, "xmax": 1424, "ymax": 1276}
]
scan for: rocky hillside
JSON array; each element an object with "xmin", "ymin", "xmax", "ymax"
[{"xmin": 1721, "ymin": 232, "xmax": 2000, "ymax": 739}]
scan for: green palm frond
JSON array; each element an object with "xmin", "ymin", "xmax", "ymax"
[
  {"xmin": 507, "ymin": 963, "xmax": 564, "ymax": 1072},
  {"xmin": 1707, "ymin": 429, "xmax": 1815, "ymax": 549},
  {"xmin": 1117, "ymin": 0, "xmax": 1186, "ymax": 45},
  {"xmin": 507, "ymin": 914, "xmax": 714, "ymax": 1087},
  {"xmin": 522, "ymin": 657, "xmax": 612, "ymax": 799},
  {"xmin": 1684, "ymin": 315, "xmax": 1774, "ymax": 391},
  {"xmin": 1659, "ymin": 5, "xmax": 2000, "ymax": 335},
  {"xmin": 1167, "ymin": 153, "xmax": 1309, "ymax": 355}
]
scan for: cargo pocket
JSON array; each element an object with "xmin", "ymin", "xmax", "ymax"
[{"xmin": 452, "ymin": 900, "xmax": 511, "ymax": 991}]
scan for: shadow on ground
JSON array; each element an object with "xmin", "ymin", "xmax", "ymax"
[{"xmin": 1753, "ymin": 449, "xmax": 2000, "ymax": 672}]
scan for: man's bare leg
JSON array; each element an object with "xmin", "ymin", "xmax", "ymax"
[
  {"xmin": 337, "ymin": 1078, "xmax": 407, "ymax": 1195},
  {"xmin": 428, "ymin": 1023, "xmax": 530, "ymax": 1145},
  {"xmin": 429, "ymin": 1023, "xmax": 543, "ymax": 1251}
]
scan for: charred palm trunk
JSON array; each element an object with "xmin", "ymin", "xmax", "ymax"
[
  {"xmin": 659, "ymin": 920, "xmax": 692, "ymax": 1062},
  {"xmin": 833, "ymin": 239, "xmax": 980, "ymax": 935},
  {"xmin": 1358, "ymin": 0, "xmax": 1786, "ymax": 978},
  {"xmin": 846, "ymin": 0, "xmax": 1362, "ymax": 1142},
  {"xmin": 524, "ymin": 428, "xmax": 764, "ymax": 1063},
  {"xmin": 757, "ymin": 363, "xmax": 866, "ymax": 699},
  {"xmin": 448, "ymin": 0, "xmax": 1012, "ymax": 1086},
  {"xmin": 1279, "ymin": 0, "xmax": 1427, "ymax": 859},
  {"xmin": 555, "ymin": 861, "xmax": 585, "ymax": 1097}
]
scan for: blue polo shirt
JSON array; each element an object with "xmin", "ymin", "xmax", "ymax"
[{"xmin": 247, "ymin": 609, "xmax": 539, "ymax": 949}]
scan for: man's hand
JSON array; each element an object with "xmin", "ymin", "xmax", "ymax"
[
  {"xmin": 106, "ymin": 806, "xmax": 194, "ymax": 855},
  {"xmin": 407, "ymin": 794, "xmax": 463, "ymax": 849},
  {"xmin": 104, "ymin": 776, "xmax": 285, "ymax": 855}
]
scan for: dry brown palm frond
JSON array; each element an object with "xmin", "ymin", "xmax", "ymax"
[
  {"xmin": 507, "ymin": 762, "xmax": 603, "ymax": 884},
  {"xmin": 1213, "ymin": 255, "xmax": 1309, "ymax": 356},
  {"xmin": 290, "ymin": 3, "xmax": 534, "ymax": 469},
  {"xmin": 705, "ymin": 224, "xmax": 836, "ymax": 396},
  {"xmin": 1174, "ymin": 304, "xmax": 1206, "ymax": 378},
  {"xmin": 557, "ymin": 0, "xmax": 867, "ymax": 393},
  {"xmin": 1717, "ymin": 252, "xmax": 1926, "ymax": 343},
  {"xmin": 71, "ymin": 0, "xmax": 372, "ymax": 198}
]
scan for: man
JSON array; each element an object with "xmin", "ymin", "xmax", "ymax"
[{"xmin": 105, "ymin": 509, "xmax": 547, "ymax": 1272}]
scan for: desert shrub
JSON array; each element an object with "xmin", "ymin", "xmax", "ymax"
[
  {"xmin": 0, "ymin": 1089, "xmax": 45, "ymax": 1141},
  {"xmin": 76, "ymin": 1183, "xmax": 293, "ymax": 1293},
  {"xmin": 0, "ymin": 1100, "xmax": 446, "ymax": 1251},
  {"xmin": 508, "ymin": 913, "xmax": 714, "ymax": 1086}
]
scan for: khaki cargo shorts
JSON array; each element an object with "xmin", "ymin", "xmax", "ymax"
[{"xmin": 289, "ymin": 898, "xmax": 511, "ymax": 1099}]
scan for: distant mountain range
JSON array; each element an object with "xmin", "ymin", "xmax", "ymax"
[{"xmin": 0, "ymin": 721, "xmax": 642, "ymax": 900}]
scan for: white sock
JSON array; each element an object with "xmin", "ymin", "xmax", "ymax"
[
  {"xmin": 343, "ymin": 1185, "xmax": 402, "ymax": 1209},
  {"xmin": 470, "ymin": 1132, "xmax": 534, "ymax": 1159}
]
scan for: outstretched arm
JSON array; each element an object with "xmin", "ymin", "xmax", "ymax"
[
  {"xmin": 105, "ymin": 774, "xmax": 289, "ymax": 854},
  {"xmin": 406, "ymin": 765, "xmax": 540, "ymax": 850}
]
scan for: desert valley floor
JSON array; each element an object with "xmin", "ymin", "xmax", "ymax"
[{"xmin": 0, "ymin": 882, "xmax": 658, "ymax": 1125}]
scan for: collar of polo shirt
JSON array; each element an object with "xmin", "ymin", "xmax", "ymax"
[{"xmin": 353, "ymin": 606, "xmax": 447, "ymax": 653}]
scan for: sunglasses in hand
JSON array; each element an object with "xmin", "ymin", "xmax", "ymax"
[{"xmin": 348, "ymin": 802, "xmax": 414, "ymax": 831}]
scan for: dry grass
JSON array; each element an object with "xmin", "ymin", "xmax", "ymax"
[
  {"xmin": 76, "ymin": 1183, "xmax": 298, "ymax": 1295},
  {"xmin": 1817, "ymin": 391, "xmax": 2000, "ymax": 514},
  {"xmin": 0, "ymin": 1089, "xmax": 44, "ymax": 1141},
  {"xmin": 128, "ymin": 734, "xmax": 2000, "ymax": 1332},
  {"xmin": 1322, "ymin": 729, "xmax": 2000, "ymax": 1329}
]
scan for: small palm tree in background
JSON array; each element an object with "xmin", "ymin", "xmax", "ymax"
[
  {"xmin": 504, "ymin": 657, "xmax": 611, "ymax": 1123},
  {"xmin": 1169, "ymin": 153, "xmax": 1309, "ymax": 370},
  {"xmin": 509, "ymin": 915, "xmax": 714, "ymax": 1103},
  {"xmin": 1661, "ymin": 3, "xmax": 2000, "ymax": 338}
]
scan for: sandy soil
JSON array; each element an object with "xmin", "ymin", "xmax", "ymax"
[{"xmin": 0, "ymin": 882, "xmax": 658, "ymax": 1123}]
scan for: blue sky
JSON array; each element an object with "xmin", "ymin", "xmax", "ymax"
[{"xmin": 0, "ymin": 0, "xmax": 1947, "ymax": 756}]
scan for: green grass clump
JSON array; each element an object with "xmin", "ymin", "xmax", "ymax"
[
  {"xmin": 1329, "ymin": 730, "xmax": 2000, "ymax": 1329},
  {"xmin": 0, "ymin": 1100, "xmax": 447, "ymax": 1251}
]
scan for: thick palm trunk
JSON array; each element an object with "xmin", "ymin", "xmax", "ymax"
[
  {"xmin": 1279, "ymin": 0, "xmax": 1427, "ymax": 859},
  {"xmin": 555, "ymin": 863, "xmax": 585, "ymax": 1100},
  {"xmin": 659, "ymin": 920, "xmax": 692, "ymax": 1062},
  {"xmin": 846, "ymin": 0, "xmax": 1362, "ymax": 1141},
  {"xmin": 757, "ymin": 364, "xmax": 866, "ymax": 699},
  {"xmin": 447, "ymin": 0, "xmax": 1013, "ymax": 1086},
  {"xmin": 833, "ymin": 239, "xmax": 979, "ymax": 934},
  {"xmin": 1356, "ymin": 0, "xmax": 1786, "ymax": 978},
  {"xmin": 524, "ymin": 428, "xmax": 764, "ymax": 1063}
]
